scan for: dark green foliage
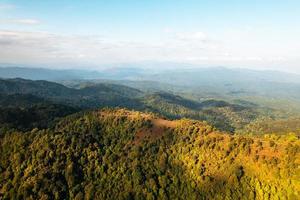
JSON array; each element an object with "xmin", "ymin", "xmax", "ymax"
[
  {"xmin": 142, "ymin": 92, "xmax": 258, "ymax": 132},
  {"xmin": 0, "ymin": 78, "xmax": 143, "ymax": 109},
  {"xmin": 0, "ymin": 104, "xmax": 78, "ymax": 133},
  {"xmin": 0, "ymin": 94, "xmax": 47, "ymax": 107}
]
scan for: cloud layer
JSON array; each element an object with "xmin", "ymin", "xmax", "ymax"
[
  {"xmin": 0, "ymin": 29, "xmax": 219, "ymax": 64},
  {"xmin": 0, "ymin": 29, "xmax": 298, "ymax": 73}
]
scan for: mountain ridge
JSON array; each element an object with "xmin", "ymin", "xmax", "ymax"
[{"xmin": 1, "ymin": 108, "xmax": 299, "ymax": 199}]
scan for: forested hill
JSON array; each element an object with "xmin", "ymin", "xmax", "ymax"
[
  {"xmin": 2, "ymin": 78, "xmax": 300, "ymax": 135},
  {"xmin": 1, "ymin": 108, "xmax": 299, "ymax": 199},
  {"xmin": 0, "ymin": 78, "xmax": 143, "ymax": 109},
  {"xmin": 0, "ymin": 78, "xmax": 142, "ymax": 99},
  {"xmin": 0, "ymin": 78, "xmax": 263, "ymax": 133}
]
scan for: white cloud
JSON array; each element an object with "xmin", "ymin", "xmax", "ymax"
[
  {"xmin": 0, "ymin": 30, "xmax": 150, "ymax": 64},
  {"xmin": 175, "ymin": 31, "xmax": 207, "ymax": 41},
  {"xmin": 0, "ymin": 29, "xmax": 298, "ymax": 72},
  {"xmin": 0, "ymin": 29, "xmax": 258, "ymax": 64},
  {"xmin": 0, "ymin": 19, "xmax": 41, "ymax": 25}
]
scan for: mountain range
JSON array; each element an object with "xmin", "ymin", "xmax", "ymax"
[{"xmin": 1, "ymin": 66, "xmax": 300, "ymax": 199}]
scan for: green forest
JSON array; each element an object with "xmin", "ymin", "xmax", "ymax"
[
  {"xmin": 1, "ymin": 109, "xmax": 299, "ymax": 199},
  {"xmin": 0, "ymin": 78, "xmax": 300, "ymax": 199}
]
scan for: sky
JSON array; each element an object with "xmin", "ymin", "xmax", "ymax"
[{"xmin": 0, "ymin": 0, "xmax": 299, "ymax": 73}]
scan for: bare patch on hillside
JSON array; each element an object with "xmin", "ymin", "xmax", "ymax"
[{"xmin": 134, "ymin": 118, "xmax": 178, "ymax": 145}]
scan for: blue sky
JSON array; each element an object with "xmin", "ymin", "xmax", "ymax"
[{"xmin": 0, "ymin": 0, "xmax": 300, "ymax": 72}]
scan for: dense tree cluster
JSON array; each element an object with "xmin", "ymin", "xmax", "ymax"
[
  {"xmin": 241, "ymin": 117, "xmax": 300, "ymax": 136},
  {"xmin": 0, "ymin": 104, "xmax": 78, "ymax": 134},
  {"xmin": 1, "ymin": 108, "xmax": 299, "ymax": 199},
  {"xmin": 142, "ymin": 92, "xmax": 259, "ymax": 132}
]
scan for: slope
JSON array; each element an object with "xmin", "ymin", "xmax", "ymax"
[
  {"xmin": 0, "ymin": 78, "xmax": 143, "ymax": 109},
  {"xmin": 0, "ymin": 108, "xmax": 299, "ymax": 199}
]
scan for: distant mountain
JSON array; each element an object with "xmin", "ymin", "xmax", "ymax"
[
  {"xmin": 0, "ymin": 78, "xmax": 267, "ymax": 132},
  {"xmin": 141, "ymin": 92, "xmax": 260, "ymax": 132},
  {"xmin": 0, "ymin": 78, "xmax": 76, "ymax": 97},
  {"xmin": 98, "ymin": 67, "xmax": 147, "ymax": 79},
  {"xmin": 2, "ymin": 65, "xmax": 300, "ymax": 86},
  {"xmin": 0, "ymin": 67, "xmax": 102, "ymax": 80},
  {"xmin": 142, "ymin": 67, "xmax": 300, "ymax": 85},
  {"xmin": 57, "ymin": 66, "xmax": 300, "ymax": 104},
  {"xmin": 143, "ymin": 92, "xmax": 202, "ymax": 110},
  {"xmin": 0, "ymin": 65, "xmax": 300, "ymax": 87},
  {"xmin": 0, "ymin": 65, "xmax": 151, "ymax": 81},
  {"xmin": 126, "ymin": 67, "xmax": 300, "ymax": 105},
  {"xmin": 0, "ymin": 78, "xmax": 143, "ymax": 109}
]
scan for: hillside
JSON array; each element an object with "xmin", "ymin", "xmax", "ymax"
[
  {"xmin": 1, "ymin": 78, "xmax": 297, "ymax": 134},
  {"xmin": 0, "ymin": 67, "xmax": 102, "ymax": 80},
  {"xmin": 142, "ymin": 92, "xmax": 262, "ymax": 133},
  {"xmin": 0, "ymin": 78, "xmax": 143, "ymax": 109},
  {"xmin": 3, "ymin": 66, "xmax": 300, "ymax": 103},
  {"xmin": 0, "ymin": 109, "xmax": 299, "ymax": 199}
]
